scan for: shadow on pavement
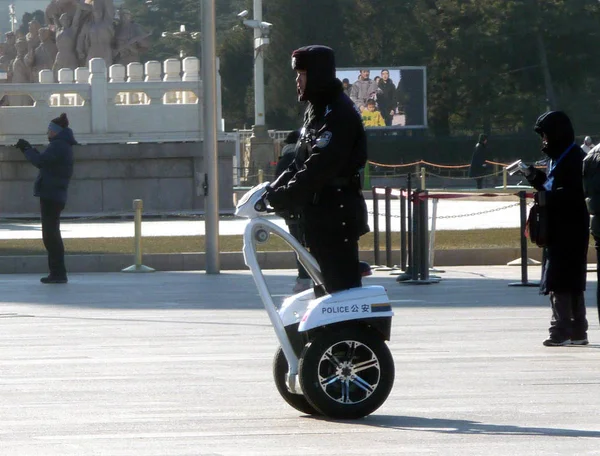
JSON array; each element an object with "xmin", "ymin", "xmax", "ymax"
[
  {"xmin": 324, "ymin": 414, "xmax": 600, "ymax": 438},
  {"xmin": 0, "ymin": 271, "xmax": 565, "ymax": 310}
]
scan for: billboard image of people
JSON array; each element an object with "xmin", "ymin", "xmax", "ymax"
[{"xmin": 337, "ymin": 67, "xmax": 427, "ymax": 129}]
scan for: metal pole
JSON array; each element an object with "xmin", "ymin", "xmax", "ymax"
[
  {"xmin": 201, "ymin": 0, "xmax": 220, "ymax": 273},
  {"xmin": 253, "ymin": 0, "xmax": 265, "ymax": 126},
  {"xmin": 419, "ymin": 191, "xmax": 429, "ymax": 280},
  {"xmin": 410, "ymin": 189, "xmax": 420, "ymax": 280},
  {"xmin": 385, "ymin": 187, "xmax": 392, "ymax": 268},
  {"xmin": 400, "ymin": 187, "xmax": 407, "ymax": 271},
  {"xmin": 429, "ymin": 198, "xmax": 438, "ymax": 270},
  {"xmin": 372, "ymin": 187, "xmax": 380, "ymax": 266},
  {"xmin": 519, "ymin": 191, "xmax": 529, "ymax": 284},
  {"xmin": 406, "ymin": 174, "xmax": 412, "ymax": 273}
]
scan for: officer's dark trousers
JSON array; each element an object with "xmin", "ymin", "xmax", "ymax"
[
  {"xmin": 288, "ymin": 222, "xmax": 309, "ymax": 280},
  {"xmin": 595, "ymin": 236, "xmax": 600, "ymax": 325},
  {"xmin": 548, "ymin": 291, "xmax": 588, "ymax": 340},
  {"xmin": 40, "ymin": 198, "xmax": 67, "ymax": 278},
  {"xmin": 307, "ymin": 234, "xmax": 362, "ymax": 295}
]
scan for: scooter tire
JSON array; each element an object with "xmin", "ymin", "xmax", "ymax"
[
  {"xmin": 298, "ymin": 327, "xmax": 394, "ymax": 419},
  {"xmin": 272, "ymin": 347, "xmax": 320, "ymax": 415}
]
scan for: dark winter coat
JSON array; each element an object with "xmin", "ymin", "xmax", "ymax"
[
  {"xmin": 528, "ymin": 111, "xmax": 589, "ymax": 294},
  {"xmin": 377, "ymin": 78, "xmax": 396, "ymax": 117},
  {"xmin": 269, "ymin": 80, "xmax": 369, "ymax": 244},
  {"xmin": 468, "ymin": 134, "xmax": 487, "ymax": 178},
  {"xmin": 583, "ymin": 144, "xmax": 600, "ymax": 239},
  {"xmin": 23, "ymin": 128, "xmax": 76, "ymax": 204}
]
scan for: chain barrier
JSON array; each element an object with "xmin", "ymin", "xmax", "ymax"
[
  {"xmin": 425, "ymin": 169, "xmax": 504, "ymax": 180},
  {"xmin": 368, "ymin": 201, "xmax": 522, "ymax": 220}
]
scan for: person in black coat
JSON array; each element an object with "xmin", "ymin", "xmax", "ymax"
[
  {"xmin": 267, "ymin": 45, "xmax": 369, "ymax": 295},
  {"xmin": 377, "ymin": 69, "xmax": 396, "ymax": 126},
  {"xmin": 524, "ymin": 111, "xmax": 590, "ymax": 346},
  {"xmin": 583, "ymin": 142, "xmax": 600, "ymax": 325},
  {"xmin": 16, "ymin": 113, "xmax": 76, "ymax": 284},
  {"xmin": 469, "ymin": 134, "xmax": 487, "ymax": 189}
]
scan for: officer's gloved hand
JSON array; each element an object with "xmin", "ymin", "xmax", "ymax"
[
  {"xmin": 15, "ymin": 139, "xmax": 31, "ymax": 152},
  {"xmin": 265, "ymin": 186, "xmax": 284, "ymax": 210}
]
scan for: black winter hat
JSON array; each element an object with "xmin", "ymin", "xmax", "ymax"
[
  {"xmin": 291, "ymin": 45, "xmax": 337, "ymax": 102},
  {"xmin": 51, "ymin": 113, "xmax": 69, "ymax": 129},
  {"xmin": 534, "ymin": 111, "xmax": 575, "ymax": 159}
]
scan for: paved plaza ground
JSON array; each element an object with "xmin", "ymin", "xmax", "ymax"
[{"xmin": 1, "ymin": 266, "xmax": 600, "ymax": 455}]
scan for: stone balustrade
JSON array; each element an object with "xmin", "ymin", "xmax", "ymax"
[{"xmin": 0, "ymin": 56, "xmax": 225, "ymax": 146}]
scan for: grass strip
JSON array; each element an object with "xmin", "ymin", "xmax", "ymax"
[{"xmin": 0, "ymin": 228, "xmax": 538, "ymax": 256}]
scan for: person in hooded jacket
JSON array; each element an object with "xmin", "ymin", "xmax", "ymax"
[
  {"xmin": 16, "ymin": 113, "xmax": 76, "ymax": 284},
  {"xmin": 468, "ymin": 134, "xmax": 488, "ymax": 189},
  {"xmin": 524, "ymin": 111, "xmax": 590, "ymax": 346},
  {"xmin": 266, "ymin": 45, "xmax": 369, "ymax": 296}
]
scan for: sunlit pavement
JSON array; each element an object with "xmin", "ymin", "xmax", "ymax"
[{"xmin": 1, "ymin": 266, "xmax": 599, "ymax": 455}]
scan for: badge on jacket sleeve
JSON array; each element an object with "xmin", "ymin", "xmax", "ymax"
[{"xmin": 315, "ymin": 131, "xmax": 332, "ymax": 149}]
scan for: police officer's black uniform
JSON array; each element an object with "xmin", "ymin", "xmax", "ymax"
[{"xmin": 267, "ymin": 45, "xmax": 369, "ymax": 294}]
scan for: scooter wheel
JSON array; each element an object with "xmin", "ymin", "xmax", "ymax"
[
  {"xmin": 299, "ymin": 328, "xmax": 394, "ymax": 419},
  {"xmin": 272, "ymin": 347, "xmax": 320, "ymax": 415}
]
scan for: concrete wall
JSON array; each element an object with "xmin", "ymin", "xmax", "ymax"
[{"xmin": 0, "ymin": 140, "xmax": 236, "ymax": 216}]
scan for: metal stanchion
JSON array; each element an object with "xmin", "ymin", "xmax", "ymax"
[
  {"xmin": 396, "ymin": 175, "xmax": 413, "ymax": 281},
  {"xmin": 509, "ymin": 191, "xmax": 539, "ymax": 287},
  {"xmin": 428, "ymin": 198, "xmax": 445, "ymax": 274},
  {"xmin": 122, "ymin": 199, "xmax": 155, "ymax": 273},
  {"xmin": 398, "ymin": 190, "xmax": 440, "ymax": 285},
  {"xmin": 385, "ymin": 187, "xmax": 393, "ymax": 268},
  {"xmin": 372, "ymin": 187, "xmax": 380, "ymax": 267},
  {"xmin": 400, "ymin": 187, "xmax": 407, "ymax": 271}
]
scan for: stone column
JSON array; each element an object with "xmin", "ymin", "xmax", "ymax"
[
  {"xmin": 182, "ymin": 57, "xmax": 199, "ymax": 105},
  {"xmin": 109, "ymin": 64, "xmax": 126, "ymax": 105},
  {"xmin": 89, "ymin": 58, "xmax": 108, "ymax": 134},
  {"xmin": 126, "ymin": 62, "xmax": 143, "ymax": 105},
  {"xmin": 38, "ymin": 69, "xmax": 54, "ymax": 107},
  {"xmin": 58, "ymin": 68, "xmax": 74, "ymax": 106},
  {"xmin": 162, "ymin": 58, "xmax": 181, "ymax": 104},
  {"xmin": 144, "ymin": 60, "xmax": 161, "ymax": 105},
  {"xmin": 75, "ymin": 66, "xmax": 90, "ymax": 107}
]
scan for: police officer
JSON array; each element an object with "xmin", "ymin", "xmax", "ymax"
[{"xmin": 266, "ymin": 45, "xmax": 369, "ymax": 295}]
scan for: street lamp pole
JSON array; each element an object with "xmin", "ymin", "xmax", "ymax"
[
  {"xmin": 253, "ymin": 0, "xmax": 265, "ymax": 127},
  {"xmin": 9, "ymin": 4, "xmax": 16, "ymax": 33},
  {"xmin": 201, "ymin": 0, "xmax": 220, "ymax": 274}
]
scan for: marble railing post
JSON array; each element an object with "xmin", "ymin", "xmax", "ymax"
[{"xmin": 89, "ymin": 58, "xmax": 108, "ymax": 134}]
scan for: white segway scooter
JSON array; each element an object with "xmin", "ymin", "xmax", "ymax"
[{"xmin": 235, "ymin": 182, "xmax": 395, "ymax": 419}]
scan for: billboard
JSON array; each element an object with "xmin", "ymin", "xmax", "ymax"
[{"xmin": 337, "ymin": 67, "xmax": 427, "ymax": 129}]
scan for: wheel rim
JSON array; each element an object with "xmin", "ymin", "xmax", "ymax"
[{"xmin": 317, "ymin": 340, "xmax": 380, "ymax": 404}]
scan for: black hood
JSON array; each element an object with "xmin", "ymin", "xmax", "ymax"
[
  {"xmin": 534, "ymin": 111, "xmax": 575, "ymax": 159},
  {"xmin": 292, "ymin": 45, "xmax": 338, "ymax": 103}
]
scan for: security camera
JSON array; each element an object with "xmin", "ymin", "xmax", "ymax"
[
  {"xmin": 260, "ymin": 21, "xmax": 273, "ymax": 29},
  {"xmin": 237, "ymin": 10, "xmax": 249, "ymax": 18}
]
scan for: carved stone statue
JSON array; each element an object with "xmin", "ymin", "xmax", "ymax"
[
  {"xmin": 25, "ymin": 20, "xmax": 42, "ymax": 81},
  {"xmin": 53, "ymin": 11, "xmax": 81, "ymax": 76},
  {"xmin": 45, "ymin": 0, "xmax": 81, "ymax": 29},
  {"xmin": 76, "ymin": 1, "xmax": 115, "ymax": 67},
  {"xmin": 0, "ymin": 32, "xmax": 17, "ymax": 80},
  {"xmin": 31, "ymin": 27, "xmax": 59, "ymax": 81},
  {"xmin": 9, "ymin": 39, "xmax": 33, "ymax": 105},
  {"xmin": 26, "ymin": 19, "xmax": 42, "ymax": 55},
  {"xmin": 114, "ymin": 9, "xmax": 151, "ymax": 67}
]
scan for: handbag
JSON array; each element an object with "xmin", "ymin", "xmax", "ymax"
[{"xmin": 526, "ymin": 191, "xmax": 548, "ymax": 247}]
